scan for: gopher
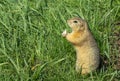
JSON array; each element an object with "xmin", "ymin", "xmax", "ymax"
[{"xmin": 62, "ymin": 17, "xmax": 100, "ymax": 74}]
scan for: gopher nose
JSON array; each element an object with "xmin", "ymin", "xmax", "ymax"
[{"xmin": 67, "ymin": 19, "xmax": 73, "ymax": 25}]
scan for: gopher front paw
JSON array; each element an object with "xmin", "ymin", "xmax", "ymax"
[{"xmin": 62, "ymin": 30, "xmax": 67, "ymax": 37}]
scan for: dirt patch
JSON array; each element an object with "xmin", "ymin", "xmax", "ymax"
[{"xmin": 110, "ymin": 22, "xmax": 120, "ymax": 70}]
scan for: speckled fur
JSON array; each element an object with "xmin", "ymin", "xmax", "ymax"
[{"xmin": 62, "ymin": 17, "xmax": 100, "ymax": 74}]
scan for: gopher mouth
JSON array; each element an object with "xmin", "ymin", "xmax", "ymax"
[{"xmin": 67, "ymin": 20, "xmax": 74, "ymax": 32}]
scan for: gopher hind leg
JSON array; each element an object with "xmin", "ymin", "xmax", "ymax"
[{"xmin": 76, "ymin": 63, "xmax": 91, "ymax": 74}]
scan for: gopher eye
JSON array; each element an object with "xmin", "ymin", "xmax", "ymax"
[{"xmin": 73, "ymin": 20, "xmax": 78, "ymax": 23}]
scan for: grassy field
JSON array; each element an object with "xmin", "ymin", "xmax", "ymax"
[{"xmin": 0, "ymin": 0, "xmax": 120, "ymax": 81}]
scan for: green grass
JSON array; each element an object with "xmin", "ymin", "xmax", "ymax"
[{"xmin": 0, "ymin": 0, "xmax": 120, "ymax": 81}]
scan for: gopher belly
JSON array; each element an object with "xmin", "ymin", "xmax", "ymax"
[{"xmin": 75, "ymin": 46, "xmax": 100, "ymax": 74}]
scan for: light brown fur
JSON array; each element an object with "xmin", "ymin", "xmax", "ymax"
[{"xmin": 62, "ymin": 17, "xmax": 100, "ymax": 74}]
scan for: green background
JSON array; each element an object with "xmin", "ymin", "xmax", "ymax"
[{"xmin": 0, "ymin": 0, "xmax": 120, "ymax": 81}]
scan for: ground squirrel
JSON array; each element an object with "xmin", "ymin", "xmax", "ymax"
[{"xmin": 62, "ymin": 17, "xmax": 100, "ymax": 74}]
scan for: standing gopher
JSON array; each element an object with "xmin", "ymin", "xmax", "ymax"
[{"xmin": 62, "ymin": 17, "xmax": 100, "ymax": 74}]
